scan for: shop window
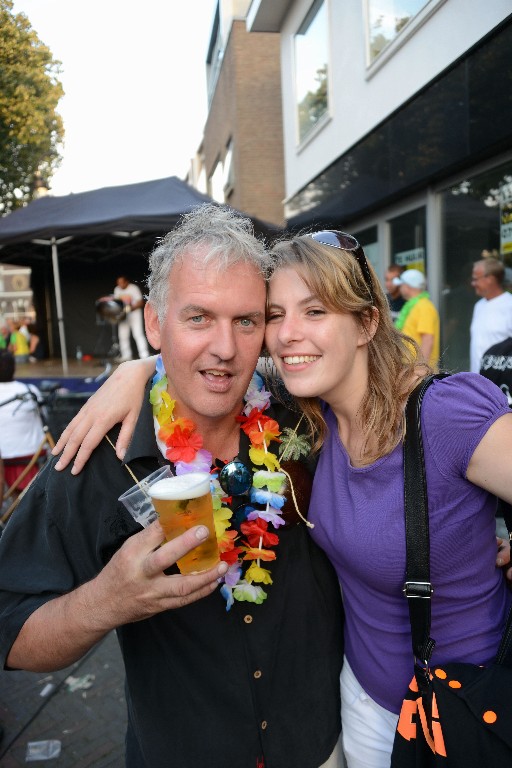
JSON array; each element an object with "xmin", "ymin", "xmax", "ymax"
[
  {"xmin": 440, "ymin": 161, "xmax": 512, "ymax": 372},
  {"xmin": 295, "ymin": 0, "xmax": 329, "ymax": 144},
  {"xmin": 389, "ymin": 207, "xmax": 427, "ymax": 272}
]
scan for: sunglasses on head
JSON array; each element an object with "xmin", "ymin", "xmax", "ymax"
[{"xmin": 308, "ymin": 230, "xmax": 374, "ymax": 300}]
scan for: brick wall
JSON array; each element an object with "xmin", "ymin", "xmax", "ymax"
[{"xmin": 202, "ymin": 21, "xmax": 285, "ymax": 227}]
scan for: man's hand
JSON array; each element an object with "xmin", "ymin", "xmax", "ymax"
[
  {"xmin": 90, "ymin": 522, "xmax": 228, "ymax": 624},
  {"xmin": 7, "ymin": 522, "xmax": 228, "ymax": 672}
]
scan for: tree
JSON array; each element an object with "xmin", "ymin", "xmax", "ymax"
[{"xmin": 0, "ymin": 0, "xmax": 64, "ymax": 214}]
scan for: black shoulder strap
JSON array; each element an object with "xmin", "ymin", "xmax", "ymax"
[
  {"xmin": 403, "ymin": 373, "xmax": 512, "ymax": 671},
  {"xmin": 403, "ymin": 374, "xmax": 446, "ymax": 666}
]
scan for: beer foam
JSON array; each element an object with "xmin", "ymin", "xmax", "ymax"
[{"xmin": 149, "ymin": 472, "xmax": 211, "ymax": 500}]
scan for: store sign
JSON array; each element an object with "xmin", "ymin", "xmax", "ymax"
[
  {"xmin": 500, "ymin": 182, "xmax": 512, "ymax": 255},
  {"xmin": 394, "ymin": 247, "xmax": 425, "ymax": 272}
]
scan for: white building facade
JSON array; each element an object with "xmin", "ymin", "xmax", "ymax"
[{"xmin": 247, "ymin": 0, "xmax": 512, "ymax": 371}]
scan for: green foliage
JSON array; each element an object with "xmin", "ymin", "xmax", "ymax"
[{"xmin": 0, "ymin": 0, "xmax": 64, "ymax": 214}]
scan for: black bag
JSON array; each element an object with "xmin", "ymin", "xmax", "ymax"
[{"xmin": 390, "ymin": 374, "xmax": 512, "ymax": 768}]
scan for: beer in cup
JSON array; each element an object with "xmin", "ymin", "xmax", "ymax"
[{"xmin": 149, "ymin": 472, "xmax": 220, "ymax": 574}]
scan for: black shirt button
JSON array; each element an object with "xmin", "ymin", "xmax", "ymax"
[
  {"xmin": 254, "ymin": 670, "xmax": 262, "ymax": 679},
  {"xmin": 244, "ymin": 614, "xmax": 253, "ymax": 624},
  {"xmin": 261, "ymin": 720, "xmax": 268, "ymax": 730}
]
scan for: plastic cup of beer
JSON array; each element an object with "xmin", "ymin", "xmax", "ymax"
[{"xmin": 149, "ymin": 472, "xmax": 220, "ymax": 574}]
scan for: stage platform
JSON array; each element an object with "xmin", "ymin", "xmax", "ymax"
[
  {"xmin": 12, "ymin": 357, "xmax": 117, "ymax": 440},
  {"xmin": 15, "ymin": 356, "xmax": 116, "ymax": 388}
]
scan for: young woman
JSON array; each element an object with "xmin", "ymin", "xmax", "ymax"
[{"xmin": 52, "ymin": 231, "xmax": 512, "ymax": 768}]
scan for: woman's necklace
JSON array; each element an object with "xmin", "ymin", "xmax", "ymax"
[{"xmin": 150, "ymin": 355, "xmax": 310, "ymax": 609}]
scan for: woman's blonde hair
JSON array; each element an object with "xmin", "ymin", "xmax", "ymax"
[{"xmin": 268, "ymin": 234, "xmax": 431, "ymax": 461}]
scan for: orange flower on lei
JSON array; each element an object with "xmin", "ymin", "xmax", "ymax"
[{"xmin": 163, "ymin": 425, "xmax": 204, "ymax": 463}]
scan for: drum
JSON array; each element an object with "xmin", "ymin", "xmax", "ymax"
[{"xmin": 95, "ymin": 296, "xmax": 126, "ymax": 324}]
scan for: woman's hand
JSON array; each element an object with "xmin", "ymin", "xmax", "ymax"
[
  {"xmin": 496, "ymin": 536, "xmax": 512, "ymax": 583},
  {"xmin": 52, "ymin": 356, "xmax": 157, "ymax": 474}
]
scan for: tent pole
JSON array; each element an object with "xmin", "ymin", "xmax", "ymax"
[{"xmin": 51, "ymin": 237, "xmax": 69, "ymax": 376}]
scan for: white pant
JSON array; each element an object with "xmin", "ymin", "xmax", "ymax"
[
  {"xmin": 340, "ymin": 658, "xmax": 398, "ymax": 768},
  {"xmin": 117, "ymin": 308, "xmax": 149, "ymax": 359},
  {"xmin": 320, "ymin": 733, "xmax": 346, "ymax": 768}
]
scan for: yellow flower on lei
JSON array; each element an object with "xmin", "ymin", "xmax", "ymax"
[
  {"xmin": 245, "ymin": 562, "xmax": 273, "ymax": 584},
  {"xmin": 249, "ymin": 446, "xmax": 281, "ymax": 472},
  {"xmin": 213, "ymin": 506, "xmax": 233, "ymax": 538},
  {"xmin": 158, "ymin": 392, "xmax": 177, "ymax": 426}
]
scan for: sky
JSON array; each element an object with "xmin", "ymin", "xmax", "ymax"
[{"xmin": 11, "ymin": 0, "xmax": 218, "ymax": 196}]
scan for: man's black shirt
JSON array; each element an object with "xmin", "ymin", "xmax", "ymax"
[{"xmin": 0, "ymin": 394, "xmax": 344, "ymax": 768}]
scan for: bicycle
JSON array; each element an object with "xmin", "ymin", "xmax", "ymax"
[{"xmin": 0, "ymin": 384, "xmax": 58, "ymax": 526}]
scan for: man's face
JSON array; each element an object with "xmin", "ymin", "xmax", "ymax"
[
  {"xmin": 385, "ymin": 270, "xmax": 401, "ymax": 296},
  {"xmin": 117, "ymin": 277, "xmax": 129, "ymax": 289},
  {"xmin": 471, "ymin": 263, "xmax": 492, "ymax": 298},
  {"xmin": 145, "ymin": 252, "xmax": 266, "ymax": 426},
  {"xmin": 399, "ymin": 282, "xmax": 413, "ymax": 300}
]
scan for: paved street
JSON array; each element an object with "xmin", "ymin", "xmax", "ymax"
[{"xmin": 0, "ymin": 631, "xmax": 127, "ymax": 767}]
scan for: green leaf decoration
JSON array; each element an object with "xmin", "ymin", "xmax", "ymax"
[{"xmin": 278, "ymin": 427, "xmax": 311, "ymax": 461}]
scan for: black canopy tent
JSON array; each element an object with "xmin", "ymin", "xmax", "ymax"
[{"xmin": 0, "ymin": 177, "xmax": 279, "ymax": 373}]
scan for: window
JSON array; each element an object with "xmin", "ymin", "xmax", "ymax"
[
  {"xmin": 367, "ymin": 0, "xmax": 430, "ymax": 63},
  {"xmin": 295, "ymin": 0, "xmax": 329, "ymax": 144},
  {"xmin": 208, "ymin": 143, "xmax": 235, "ymax": 204},
  {"xmin": 389, "ymin": 207, "xmax": 427, "ymax": 272},
  {"xmin": 223, "ymin": 140, "xmax": 234, "ymax": 196},
  {"xmin": 208, "ymin": 159, "xmax": 224, "ymax": 203},
  {"xmin": 206, "ymin": 6, "xmax": 223, "ymax": 106}
]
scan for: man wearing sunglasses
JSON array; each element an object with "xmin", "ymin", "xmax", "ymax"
[{"xmin": 0, "ymin": 205, "xmax": 344, "ymax": 768}]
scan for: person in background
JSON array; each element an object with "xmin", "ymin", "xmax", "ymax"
[
  {"xmin": 0, "ymin": 317, "xmax": 9, "ymax": 350},
  {"xmin": 8, "ymin": 320, "xmax": 30, "ymax": 364},
  {"xmin": 392, "ymin": 268, "xmax": 440, "ymax": 368},
  {"xmin": 480, "ymin": 336, "xmax": 512, "ymax": 406},
  {"xmin": 469, "ymin": 256, "xmax": 512, "ymax": 373},
  {"xmin": 18, "ymin": 318, "xmax": 30, "ymax": 343},
  {"xmin": 383, "ymin": 263, "xmax": 405, "ymax": 323},
  {"xmin": 27, "ymin": 324, "xmax": 44, "ymax": 363},
  {"xmin": 0, "ymin": 351, "xmax": 46, "ymax": 502},
  {"xmin": 0, "ymin": 206, "xmax": 344, "ymax": 768},
  {"xmin": 113, "ymin": 275, "xmax": 150, "ymax": 362}
]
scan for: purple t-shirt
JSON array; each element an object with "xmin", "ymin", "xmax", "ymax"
[{"xmin": 309, "ymin": 373, "xmax": 512, "ymax": 713}]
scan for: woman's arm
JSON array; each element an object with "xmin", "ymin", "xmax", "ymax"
[
  {"xmin": 467, "ymin": 412, "xmax": 512, "ymax": 581},
  {"xmin": 467, "ymin": 412, "xmax": 512, "ymax": 503},
  {"xmin": 52, "ymin": 356, "xmax": 158, "ymax": 473},
  {"xmin": 7, "ymin": 523, "xmax": 227, "ymax": 671}
]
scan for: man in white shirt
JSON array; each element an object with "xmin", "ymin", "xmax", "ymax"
[
  {"xmin": 113, "ymin": 276, "xmax": 150, "ymax": 362},
  {"xmin": 469, "ymin": 257, "xmax": 512, "ymax": 372},
  {"xmin": 0, "ymin": 350, "xmax": 45, "ymax": 500}
]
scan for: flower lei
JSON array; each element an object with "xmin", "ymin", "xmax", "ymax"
[{"xmin": 149, "ymin": 355, "xmax": 289, "ymax": 610}]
